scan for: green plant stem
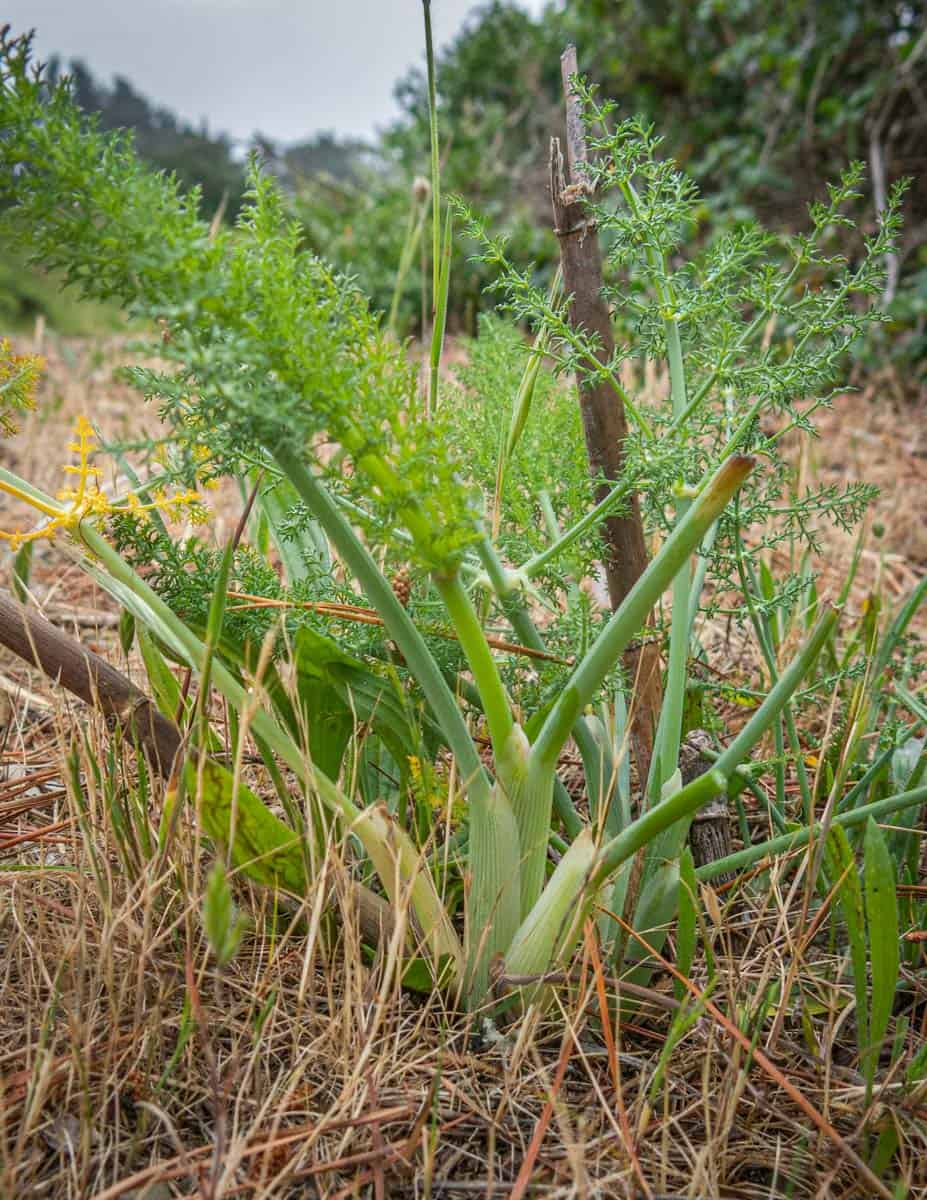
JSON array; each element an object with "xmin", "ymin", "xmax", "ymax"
[
  {"xmin": 429, "ymin": 204, "xmax": 452, "ymax": 409},
  {"xmin": 388, "ymin": 194, "xmax": 427, "ymax": 334},
  {"xmin": 503, "ymin": 827, "xmax": 597, "ymax": 1008},
  {"xmin": 838, "ymin": 745, "xmax": 895, "ymax": 812},
  {"xmin": 700, "ymin": 747, "xmax": 789, "ymax": 833},
  {"xmin": 76, "ymin": 519, "xmax": 471, "ymax": 974},
  {"xmin": 491, "ymin": 268, "xmax": 561, "ymax": 535},
  {"xmin": 592, "ymin": 605, "xmax": 838, "ymax": 887},
  {"xmin": 714, "ymin": 605, "xmax": 839, "ymax": 775},
  {"xmin": 433, "ymin": 571, "xmax": 513, "ymax": 758},
  {"xmin": 667, "ymin": 250, "xmax": 810, "ymax": 434},
  {"xmin": 532, "ymin": 455, "xmax": 755, "ymax": 771},
  {"xmin": 422, "ymin": 0, "xmax": 440, "ymax": 309},
  {"xmin": 733, "ymin": 504, "xmax": 813, "ymax": 819},
  {"xmin": 475, "ymin": 535, "xmax": 604, "ymax": 823},
  {"xmin": 686, "ymin": 519, "xmax": 718, "ymax": 632},
  {"xmin": 696, "ymin": 783, "xmax": 927, "ymax": 881},
  {"xmin": 271, "ymin": 443, "xmax": 489, "ymax": 803},
  {"xmin": 520, "ymin": 472, "xmax": 639, "ymax": 580},
  {"xmin": 646, "ymin": 275, "xmax": 693, "ymax": 797},
  {"xmin": 270, "ymin": 446, "xmax": 520, "ymax": 1003},
  {"xmin": 517, "ymin": 386, "xmax": 762, "ymax": 588},
  {"xmin": 651, "ymin": 498, "xmax": 692, "ymax": 801}
]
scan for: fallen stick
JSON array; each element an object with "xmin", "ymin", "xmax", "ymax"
[
  {"xmin": 0, "ymin": 588, "xmax": 393, "ymax": 945},
  {"xmin": 0, "ymin": 588, "xmax": 179, "ymax": 775}
]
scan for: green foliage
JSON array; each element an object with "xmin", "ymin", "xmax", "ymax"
[
  {"xmin": 293, "ymin": 168, "xmax": 431, "ymax": 333},
  {"xmin": 0, "ymin": 30, "xmax": 480, "ymax": 574},
  {"xmin": 195, "ymin": 759, "xmax": 307, "ymax": 895},
  {"xmin": 0, "ymin": 248, "xmax": 124, "ymax": 333},
  {"xmin": 45, "ymin": 54, "xmax": 247, "ymax": 221},
  {"xmin": 823, "ymin": 826, "xmax": 870, "ymax": 1072},
  {"xmin": 202, "ymin": 859, "xmax": 245, "ymax": 967},
  {"xmin": 389, "ymin": 1, "xmax": 925, "ymax": 371},
  {"xmin": 863, "ymin": 817, "xmax": 900, "ymax": 1090},
  {"xmin": 448, "ymin": 317, "xmax": 591, "ymax": 565},
  {"xmin": 459, "ymin": 82, "xmax": 903, "ymax": 792},
  {"xmin": 0, "ymin": 337, "xmax": 42, "ymax": 433}
]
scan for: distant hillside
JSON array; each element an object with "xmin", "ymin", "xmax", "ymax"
[{"xmin": 43, "ymin": 55, "xmax": 371, "ymax": 222}]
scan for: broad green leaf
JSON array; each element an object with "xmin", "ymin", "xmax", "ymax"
[
  {"xmin": 293, "ymin": 625, "xmax": 420, "ymax": 777},
  {"xmin": 906, "ymin": 1038, "xmax": 927, "ymax": 1084},
  {"xmin": 889, "ymin": 733, "xmax": 925, "ymax": 866},
  {"xmin": 203, "ymin": 861, "xmax": 244, "ymax": 966},
  {"xmin": 138, "ymin": 626, "xmax": 184, "ymax": 720},
  {"xmin": 401, "ymin": 953, "xmax": 455, "ymax": 993},
  {"xmin": 627, "ymin": 857, "xmax": 680, "ymax": 966},
  {"xmin": 891, "ymin": 734, "xmax": 925, "ymax": 792},
  {"xmin": 504, "ymin": 828, "xmax": 597, "ymax": 1008},
  {"xmin": 118, "ymin": 607, "xmax": 136, "ymax": 657},
  {"xmin": 868, "ymin": 1121, "xmax": 899, "ymax": 1179},
  {"xmin": 11, "ymin": 539, "xmax": 32, "ymax": 603},
  {"xmin": 620, "ymin": 767, "xmax": 690, "ymax": 974},
  {"xmin": 193, "ymin": 758, "xmax": 309, "ymax": 895},
  {"xmin": 254, "ymin": 474, "xmax": 330, "ymax": 583},
  {"xmin": 864, "ymin": 817, "xmax": 899, "ymax": 1088}
]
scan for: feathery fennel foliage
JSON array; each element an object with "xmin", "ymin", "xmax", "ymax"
[{"xmin": 0, "ymin": 29, "xmax": 478, "ymax": 575}]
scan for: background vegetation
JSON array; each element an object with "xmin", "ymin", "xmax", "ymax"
[{"xmin": 4, "ymin": 1, "xmax": 925, "ymax": 381}]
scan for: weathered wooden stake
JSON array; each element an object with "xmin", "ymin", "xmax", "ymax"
[
  {"xmin": 679, "ymin": 729, "xmax": 734, "ymax": 885},
  {"xmin": 0, "ymin": 588, "xmax": 180, "ymax": 775},
  {"xmin": 551, "ymin": 45, "xmax": 662, "ymax": 784}
]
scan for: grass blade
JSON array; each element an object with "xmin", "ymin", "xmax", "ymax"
[
  {"xmin": 428, "ymin": 203, "xmax": 453, "ymax": 410},
  {"xmin": 863, "ymin": 816, "xmax": 899, "ymax": 1094},
  {"xmin": 823, "ymin": 826, "xmax": 868, "ymax": 1067},
  {"xmin": 675, "ymin": 847, "xmax": 698, "ymax": 1003},
  {"xmin": 533, "ymin": 454, "xmax": 755, "ymax": 770}
]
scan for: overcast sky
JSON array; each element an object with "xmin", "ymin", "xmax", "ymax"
[{"xmin": 7, "ymin": 0, "xmax": 549, "ymax": 146}]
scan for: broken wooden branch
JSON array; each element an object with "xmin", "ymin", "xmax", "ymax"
[
  {"xmin": 0, "ymin": 588, "xmax": 392, "ymax": 945},
  {"xmin": 552, "ymin": 45, "xmax": 662, "ymax": 784},
  {"xmin": 0, "ymin": 588, "xmax": 180, "ymax": 775}
]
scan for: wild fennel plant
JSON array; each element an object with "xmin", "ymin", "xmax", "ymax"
[{"xmin": 0, "ymin": 30, "xmax": 922, "ymax": 1023}]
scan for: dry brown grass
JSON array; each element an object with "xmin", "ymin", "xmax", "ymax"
[
  {"xmin": 1, "ymin": 331, "xmax": 926, "ymax": 1198},
  {"xmin": 3, "ymin": 730, "xmax": 927, "ymax": 1199}
]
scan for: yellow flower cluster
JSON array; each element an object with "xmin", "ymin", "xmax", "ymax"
[{"xmin": 0, "ymin": 415, "xmax": 210, "ymax": 551}]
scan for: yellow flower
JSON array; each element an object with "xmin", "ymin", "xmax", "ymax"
[{"xmin": 0, "ymin": 416, "xmax": 213, "ymax": 546}]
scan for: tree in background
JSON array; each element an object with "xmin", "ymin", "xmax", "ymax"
[
  {"xmin": 9, "ymin": 3, "xmax": 926, "ymax": 371},
  {"xmin": 370, "ymin": 0, "xmax": 925, "ymax": 366},
  {"xmin": 45, "ymin": 55, "xmax": 247, "ymax": 221}
]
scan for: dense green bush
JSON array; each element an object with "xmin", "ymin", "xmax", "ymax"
[{"xmin": 385, "ymin": 1, "xmax": 925, "ymax": 361}]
